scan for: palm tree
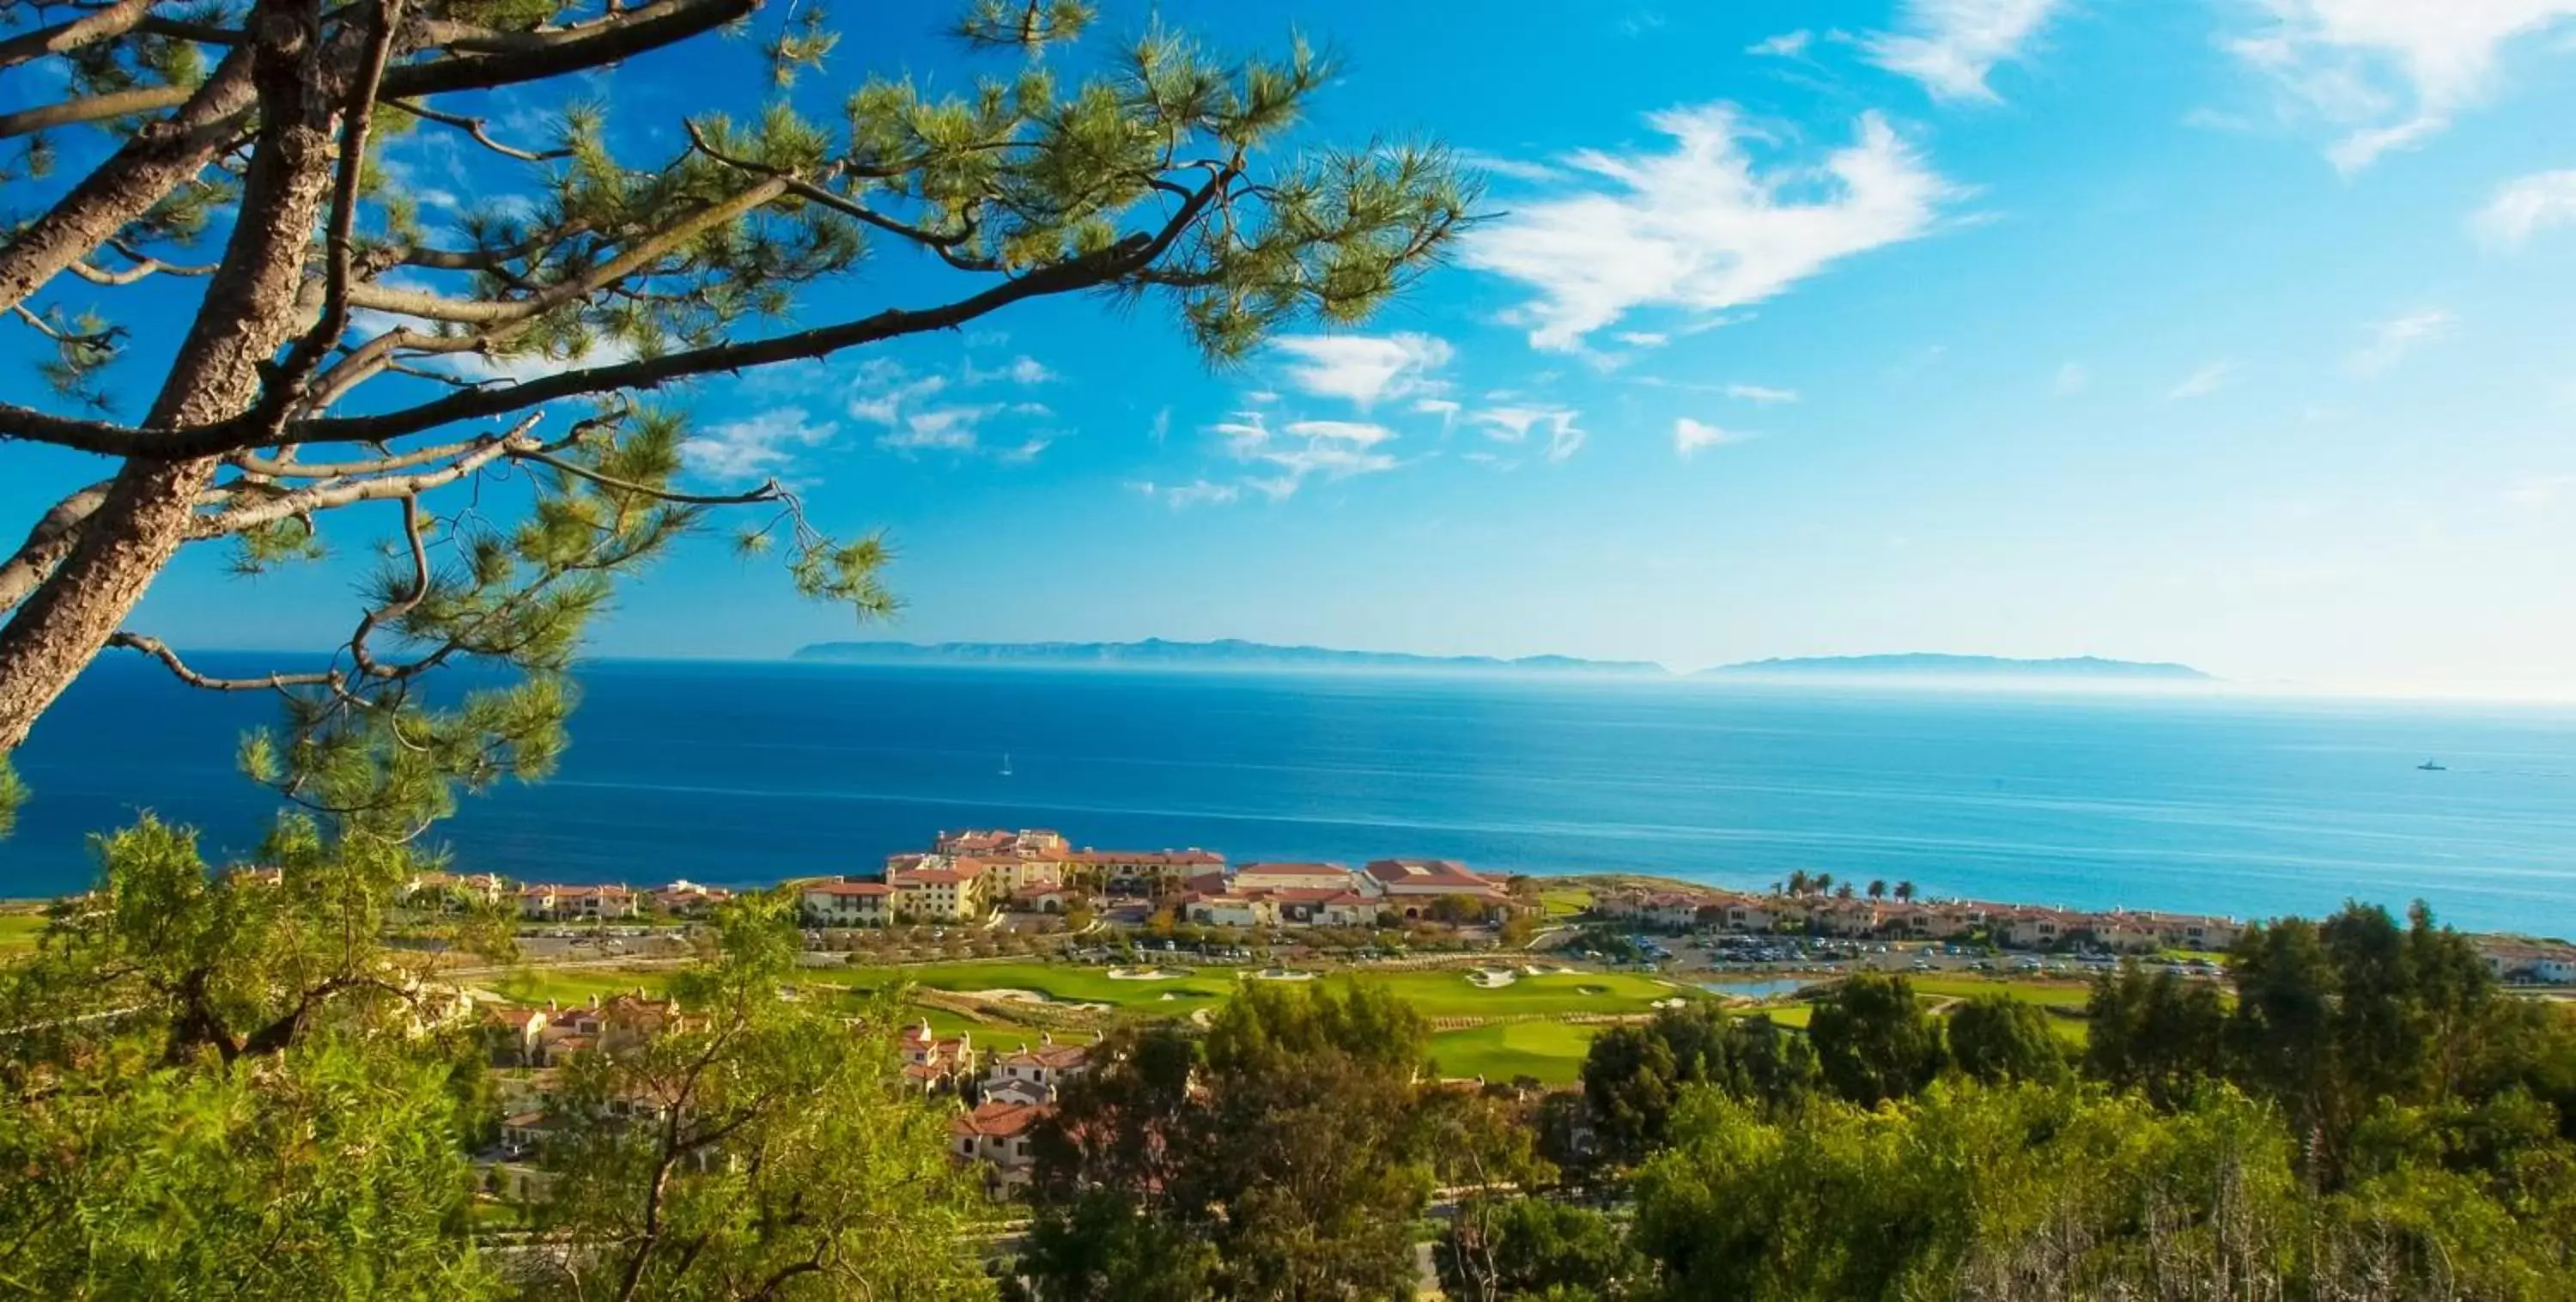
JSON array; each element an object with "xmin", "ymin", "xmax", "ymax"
[
  {"xmin": 1868, "ymin": 879, "xmax": 1887, "ymax": 901},
  {"xmin": 1836, "ymin": 882, "xmax": 1856, "ymax": 900},
  {"xmin": 1895, "ymin": 880, "xmax": 1917, "ymax": 903},
  {"xmin": 1814, "ymin": 873, "xmax": 1835, "ymax": 897},
  {"xmin": 1785, "ymin": 870, "xmax": 1812, "ymax": 897}
]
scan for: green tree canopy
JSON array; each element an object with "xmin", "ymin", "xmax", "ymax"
[{"xmin": 1806, "ymin": 972, "xmax": 1943, "ymax": 1107}]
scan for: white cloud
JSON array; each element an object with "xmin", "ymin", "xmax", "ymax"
[
  {"xmin": 2345, "ymin": 308, "xmax": 2455, "ymax": 374},
  {"xmin": 1150, "ymin": 406, "xmax": 1172, "ymax": 444},
  {"xmin": 683, "ymin": 407, "xmax": 839, "ymax": 482},
  {"xmin": 1726, "ymin": 383, "xmax": 1800, "ymax": 404},
  {"xmin": 965, "ymin": 355, "xmax": 1057, "ymax": 386},
  {"xmin": 2168, "ymin": 361, "xmax": 2236, "ymax": 399},
  {"xmin": 1748, "ymin": 29, "xmax": 1814, "ymax": 58},
  {"xmin": 1455, "ymin": 149, "xmax": 1571, "ymax": 185},
  {"xmin": 1413, "ymin": 398, "xmax": 1462, "ymax": 428},
  {"xmin": 1201, "ymin": 409, "xmax": 1405, "ymax": 498},
  {"xmin": 1269, "ymin": 332, "xmax": 1455, "ymax": 408},
  {"xmin": 1468, "ymin": 405, "xmax": 1587, "ymax": 461},
  {"xmin": 878, "ymin": 404, "xmax": 996, "ymax": 453},
  {"xmin": 996, "ymin": 435, "xmax": 1054, "ymax": 465},
  {"xmin": 2228, "ymin": 0, "xmax": 2576, "ymax": 171},
  {"xmin": 2053, "ymin": 361, "xmax": 2089, "ymax": 395},
  {"xmin": 2474, "ymin": 170, "xmax": 2576, "ymax": 249},
  {"xmin": 1614, "ymin": 331, "xmax": 1672, "ymax": 348},
  {"xmin": 1864, "ymin": 0, "xmax": 2063, "ymax": 102},
  {"xmin": 1674, "ymin": 417, "xmax": 1753, "ymax": 458},
  {"xmin": 1461, "ymin": 106, "xmax": 1953, "ymax": 351},
  {"xmin": 1165, "ymin": 479, "xmax": 1241, "ymax": 508},
  {"xmin": 1282, "ymin": 420, "xmax": 1396, "ymax": 446},
  {"xmin": 846, "ymin": 360, "xmax": 950, "ymax": 426}
]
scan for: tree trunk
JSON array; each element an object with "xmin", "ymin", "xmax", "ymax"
[{"xmin": 0, "ymin": 0, "xmax": 342, "ymax": 751}]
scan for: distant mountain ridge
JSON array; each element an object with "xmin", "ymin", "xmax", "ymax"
[
  {"xmin": 791, "ymin": 641, "xmax": 2209, "ymax": 682},
  {"xmin": 791, "ymin": 638, "xmax": 1666, "ymax": 675},
  {"xmin": 1702, "ymin": 654, "xmax": 2212, "ymax": 681}
]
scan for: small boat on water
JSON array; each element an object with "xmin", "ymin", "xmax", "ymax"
[
  {"xmin": 1000, "ymin": 752, "xmax": 1014, "ymax": 777},
  {"xmin": 2418, "ymin": 758, "xmax": 2446, "ymax": 771}
]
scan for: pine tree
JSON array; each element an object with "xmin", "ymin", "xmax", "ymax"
[{"xmin": 0, "ymin": 0, "xmax": 1474, "ymax": 833}]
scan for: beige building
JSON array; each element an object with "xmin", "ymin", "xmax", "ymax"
[{"xmin": 801, "ymin": 879, "xmax": 894, "ymax": 927}]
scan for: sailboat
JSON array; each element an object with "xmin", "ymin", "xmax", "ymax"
[
  {"xmin": 1000, "ymin": 752, "xmax": 1014, "ymax": 777},
  {"xmin": 2417, "ymin": 758, "xmax": 2446, "ymax": 771}
]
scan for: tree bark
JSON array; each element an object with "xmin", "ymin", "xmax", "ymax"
[{"xmin": 0, "ymin": 0, "xmax": 343, "ymax": 751}]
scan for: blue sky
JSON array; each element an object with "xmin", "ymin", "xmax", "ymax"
[{"xmin": 10, "ymin": 0, "xmax": 2576, "ymax": 696}]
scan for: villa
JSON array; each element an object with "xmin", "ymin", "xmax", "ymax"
[
  {"xmin": 800, "ymin": 879, "xmax": 895, "ymax": 927},
  {"xmin": 950, "ymin": 1100, "xmax": 1048, "ymax": 1192}
]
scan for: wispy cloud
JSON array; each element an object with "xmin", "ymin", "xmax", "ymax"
[
  {"xmin": 1133, "ymin": 478, "xmax": 1242, "ymax": 509},
  {"xmin": 1462, "ymin": 106, "xmax": 1953, "ymax": 351},
  {"xmin": 964, "ymin": 355, "xmax": 1057, "ymax": 386},
  {"xmin": 878, "ymin": 405, "xmax": 996, "ymax": 453},
  {"xmin": 1674, "ymin": 417, "xmax": 1754, "ymax": 458},
  {"xmin": 1468, "ymin": 405, "xmax": 1587, "ymax": 461},
  {"xmin": 2227, "ymin": 0, "xmax": 2576, "ymax": 172},
  {"xmin": 2053, "ymin": 361, "xmax": 2088, "ymax": 396},
  {"xmin": 1865, "ymin": 0, "xmax": 2064, "ymax": 103},
  {"xmin": 683, "ymin": 407, "xmax": 839, "ymax": 482},
  {"xmin": 1269, "ymin": 333, "xmax": 1455, "ymax": 408},
  {"xmin": 2346, "ymin": 308, "xmax": 2455, "ymax": 375},
  {"xmin": 1455, "ymin": 149, "xmax": 1571, "ymax": 185},
  {"xmin": 1412, "ymin": 398, "xmax": 1462, "ymax": 429},
  {"xmin": 2474, "ymin": 170, "xmax": 2576, "ymax": 249},
  {"xmin": 1194, "ymin": 410, "xmax": 1405, "ymax": 500},
  {"xmin": 2168, "ymin": 361, "xmax": 2236, "ymax": 400},
  {"xmin": 1748, "ymin": 29, "xmax": 1813, "ymax": 58},
  {"xmin": 1726, "ymin": 383, "xmax": 1800, "ymax": 405},
  {"xmin": 848, "ymin": 357, "xmax": 1057, "ymax": 459}
]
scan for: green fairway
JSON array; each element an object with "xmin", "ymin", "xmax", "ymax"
[
  {"xmin": 1330, "ymin": 969, "xmax": 1677, "ymax": 1018},
  {"xmin": 1429, "ymin": 1021, "xmax": 1602, "ymax": 1084},
  {"xmin": 811, "ymin": 960, "xmax": 1240, "ymax": 1007},
  {"xmin": 1538, "ymin": 888, "xmax": 1594, "ymax": 918},
  {"xmin": 1905, "ymin": 976, "xmax": 2095, "ymax": 1009},
  {"xmin": 0, "ymin": 910, "xmax": 47, "ymax": 958},
  {"xmin": 483, "ymin": 965, "xmax": 673, "ymax": 1007}
]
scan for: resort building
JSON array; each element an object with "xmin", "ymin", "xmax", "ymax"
[
  {"xmin": 1233, "ymin": 862, "xmax": 1362, "ymax": 893},
  {"xmin": 1182, "ymin": 891, "xmax": 1279, "ymax": 928},
  {"xmin": 1066, "ymin": 847, "xmax": 1228, "ymax": 897},
  {"xmin": 981, "ymin": 1033, "xmax": 1096, "ymax": 1105},
  {"xmin": 950, "ymin": 1101, "xmax": 1048, "ymax": 1192},
  {"xmin": 2481, "ymin": 940, "xmax": 2576, "ymax": 985},
  {"xmin": 516, "ymin": 883, "xmax": 642, "ymax": 922},
  {"xmin": 901, "ymin": 1020, "xmax": 979, "ymax": 1092},
  {"xmin": 653, "ymin": 879, "xmax": 732, "ymax": 916},
  {"xmin": 887, "ymin": 855, "xmax": 993, "ymax": 922},
  {"xmin": 800, "ymin": 879, "xmax": 894, "ymax": 927}
]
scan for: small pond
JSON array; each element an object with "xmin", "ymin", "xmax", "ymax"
[{"xmin": 1700, "ymin": 978, "xmax": 1814, "ymax": 1001}]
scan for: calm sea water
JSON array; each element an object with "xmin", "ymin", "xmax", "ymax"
[{"xmin": 7, "ymin": 655, "xmax": 2576, "ymax": 935}]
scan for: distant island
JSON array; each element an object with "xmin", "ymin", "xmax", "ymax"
[
  {"xmin": 792, "ymin": 638, "xmax": 1667, "ymax": 675},
  {"xmin": 1702, "ymin": 654, "xmax": 2213, "ymax": 682},
  {"xmin": 791, "ymin": 641, "xmax": 2210, "ymax": 683}
]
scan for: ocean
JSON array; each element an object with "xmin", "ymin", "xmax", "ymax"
[{"xmin": 7, "ymin": 654, "xmax": 2576, "ymax": 936}]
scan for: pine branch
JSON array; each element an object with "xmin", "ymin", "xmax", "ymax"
[
  {"xmin": 105, "ymin": 630, "xmax": 341, "ymax": 692},
  {"xmin": 0, "ymin": 0, "xmax": 155, "ymax": 72},
  {"xmin": 384, "ymin": 98, "xmax": 573, "ymax": 163}
]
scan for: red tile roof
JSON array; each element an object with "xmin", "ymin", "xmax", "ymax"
[{"xmin": 951, "ymin": 1101, "xmax": 1049, "ymax": 1139}]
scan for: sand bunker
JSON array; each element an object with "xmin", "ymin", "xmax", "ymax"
[
  {"xmin": 1467, "ymin": 968, "xmax": 1521, "ymax": 989},
  {"xmin": 1107, "ymin": 967, "xmax": 1184, "ymax": 981},
  {"xmin": 1253, "ymin": 968, "xmax": 1317, "ymax": 981},
  {"xmin": 970, "ymin": 989, "xmax": 1112, "ymax": 1013}
]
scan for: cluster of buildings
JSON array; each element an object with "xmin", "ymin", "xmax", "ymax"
[
  {"xmin": 796, "ymin": 829, "xmax": 1526, "ymax": 931},
  {"xmin": 910, "ymin": 1023, "xmax": 1101, "ymax": 1192},
  {"xmin": 1595, "ymin": 885, "xmax": 2249, "ymax": 954},
  {"xmin": 467, "ymin": 991, "xmax": 1104, "ymax": 1202},
  {"xmin": 392, "ymin": 872, "xmax": 735, "ymax": 922}
]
